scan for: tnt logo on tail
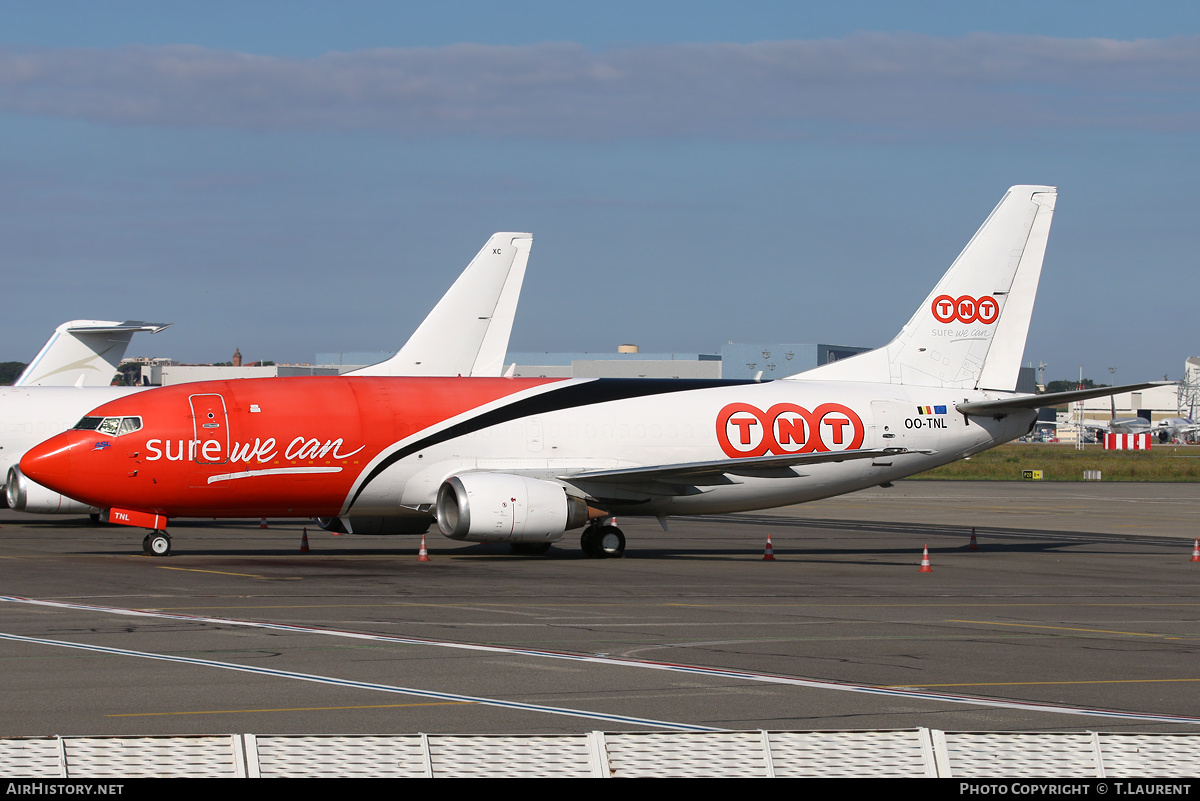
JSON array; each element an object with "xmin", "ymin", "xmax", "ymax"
[{"xmin": 932, "ymin": 295, "xmax": 998, "ymax": 325}]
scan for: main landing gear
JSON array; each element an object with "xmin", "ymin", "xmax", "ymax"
[
  {"xmin": 142, "ymin": 530, "xmax": 171, "ymax": 557},
  {"xmin": 580, "ymin": 521, "xmax": 625, "ymax": 559}
]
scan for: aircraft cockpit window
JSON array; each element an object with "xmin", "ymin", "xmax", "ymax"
[{"xmin": 81, "ymin": 416, "xmax": 142, "ymax": 437}]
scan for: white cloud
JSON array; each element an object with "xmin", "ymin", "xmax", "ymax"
[{"xmin": 1, "ymin": 34, "xmax": 1198, "ymax": 137}]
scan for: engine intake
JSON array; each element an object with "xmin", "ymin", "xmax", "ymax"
[
  {"xmin": 6, "ymin": 467, "xmax": 95, "ymax": 515},
  {"xmin": 436, "ymin": 473, "xmax": 589, "ymax": 543}
]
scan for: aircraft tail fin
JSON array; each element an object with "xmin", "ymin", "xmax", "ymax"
[
  {"xmin": 793, "ymin": 186, "xmax": 1056, "ymax": 391},
  {"xmin": 349, "ymin": 233, "xmax": 531, "ymax": 378},
  {"xmin": 15, "ymin": 320, "xmax": 170, "ymax": 387}
]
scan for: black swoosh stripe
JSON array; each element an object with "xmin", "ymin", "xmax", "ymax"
[{"xmin": 346, "ymin": 378, "xmax": 758, "ymax": 509}]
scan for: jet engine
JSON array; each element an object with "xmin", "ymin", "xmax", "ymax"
[
  {"xmin": 436, "ymin": 473, "xmax": 589, "ymax": 543},
  {"xmin": 6, "ymin": 467, "xmax": 95, "ymax": 515}
]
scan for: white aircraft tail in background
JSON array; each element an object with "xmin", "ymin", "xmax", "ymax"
[
  {"xmin": 15, "ymin": 321, "xmax": 170, "ymax": 387},
  {"xmin": 349, "ymin": 232, "xmax": 531, "ymax": 378}
]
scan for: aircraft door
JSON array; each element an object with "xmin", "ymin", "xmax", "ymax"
[{"xmin": 190, "ymin": 393, "xmax": 230, "ymax": 465}]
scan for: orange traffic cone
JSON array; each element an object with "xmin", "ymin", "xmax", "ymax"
[
  {"xmin": 762, "ymin": 533, "xmax": 775, "ymax": 561},
  {"xmin": 919, "ymin": 544, "xmax": 933, "ymax": 573},
  {"xmin": 299, "ymin": 528, "xmax": 310, "ymax": 553},
  {"xmin": 259, "ymin": 517, "xmax": 269, "ymax": 529},
  {"xmin": 969, "ymin": 527, "xmax": 979, "ymax": 550},
  {"xmin": 418, "ymin": 534, "xmax": 431, "ymax": 562},
  {"xmin": 1191, "ymin": 538, "xmax": 1199, "ymax": 563}
]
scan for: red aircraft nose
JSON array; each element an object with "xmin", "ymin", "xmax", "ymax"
[{"xmin": 19, "ymin": 431, "xmax": 81, "ymax": 491}]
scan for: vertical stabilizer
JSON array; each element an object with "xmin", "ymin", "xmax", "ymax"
[
  {"xmin": 793, "ymin": 186, "xmax": 1056, "ymax": 391},
  {"xmin": 15, "ymin": 321, "xmax": 170, "ymax": 387},
  {"xmin": 350, "ymin": 232, "xmax": 532, "ymax": 378}
]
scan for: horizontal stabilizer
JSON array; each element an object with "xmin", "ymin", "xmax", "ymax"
[
  {"xmin": 955, "ymin": 381, "xmax": 1173, "ymax": 417},
  {"xmin": 58, "ymin": 321, "xmax": 170, "ymax": 334},
  {"xmin": 563, "ymin": 447, "xmax": 934, "ymax": 483}
]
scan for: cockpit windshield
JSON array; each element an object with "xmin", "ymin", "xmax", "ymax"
[{"xmin": 74, "ymin": 416, "xmax": 142, "ymax": 436}]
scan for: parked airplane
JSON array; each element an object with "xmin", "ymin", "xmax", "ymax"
[
  {"xmin": 19, "ymin": 187, "xmax": 1167, "ymax": 558},
  {"xmin": 3, "ymin": 233, "xmax": 532, "ymax": 517},
  {"xmin": 1087, "ymin": 416, "xmax": 1199, "ymax": 444},
  {"xmin": 15, "ymin": 320, "xmax": 169, "ymax": 387}
]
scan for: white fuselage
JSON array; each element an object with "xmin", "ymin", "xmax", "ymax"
[{"xmin": 346, "ymin": 378, "xmax": 1035, "ymax": 518}]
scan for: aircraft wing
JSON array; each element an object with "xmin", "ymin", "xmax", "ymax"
[
  {"xmin": 348, "ymin": 233, "xmax": 531, "ymax": 378},
  {"xmin": 15, "ymin": 321, "xmax": 170, "ymax": 387},
  {"xmin": 956, "ymin": 381, "xmax": 1173, "ymax": 417},
  {"xmin": 561, "ymin": 447, "xmax": 934, "ymax": 483}
]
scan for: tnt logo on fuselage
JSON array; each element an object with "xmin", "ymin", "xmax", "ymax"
[
  {"xmin": 716, "ymin": 402, "xmax": 864, "ymax": 458},
  {"xmin": 932, "ymin": 294, "xmax": 999, "ymax": 325}
]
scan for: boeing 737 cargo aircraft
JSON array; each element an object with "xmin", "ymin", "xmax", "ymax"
[
  {"xmin": 4, "ymin": 233, "xmax": 532, "ymax": 518},
  {"xmin": 20, "ymin": 187, "xmax": 1166, "ymax": 558}
]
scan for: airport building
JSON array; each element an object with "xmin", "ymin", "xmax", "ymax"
[
  {"xmin": 317, "ymin": 341, "xmax": 872, "ymax": 380},
  {"xmin": 135, "ymin": 342, "xmax": 868, "ymax": 385}
]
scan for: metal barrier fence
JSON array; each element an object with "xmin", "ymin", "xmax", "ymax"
[{"xmin": 2, "ymin": 729, "xmax": 1198, "ymax": 778}]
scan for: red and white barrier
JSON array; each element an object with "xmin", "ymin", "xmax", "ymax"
[{"xmin": 1104, "ymin": 433, "xmax": 1151, "ymax": 450}]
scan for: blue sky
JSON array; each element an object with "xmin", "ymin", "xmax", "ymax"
[{"xmin": 3, "ymin": 2, "xmax": 1198, "ymax": 384}]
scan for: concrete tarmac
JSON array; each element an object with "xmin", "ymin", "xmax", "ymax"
[{"xmin": 1, "ymin": 480, "xmax": 1198, "ymax": 738}]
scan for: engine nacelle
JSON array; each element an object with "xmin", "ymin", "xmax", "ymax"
[
  {"xmin": 436, "ymin": 473, "xmax": 589, "ymax": 543},
  {"xmin": 315, "ymin": 516, "xmax": 434, "ymax": 536},
  {"xmin": 6, "ymin": 467, "xmax": 96, "ymax": 515}
]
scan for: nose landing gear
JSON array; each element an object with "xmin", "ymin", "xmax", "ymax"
[{"xmin": 142, "ymin": 530, "xmax": 171, "ymax": 557}]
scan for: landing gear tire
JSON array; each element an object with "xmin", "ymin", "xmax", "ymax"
[
  {"xmin": 144, "ymin": 531, "xmax": 171, "ymax": 557},
  {"xmin": 581, "ymin": 524, "xmax": 625, "ymax": 558},
  {"xmin": 597, "ymin": 525, "xmax": 625, "ymax": 558},
  {"xmin": 510, "ymin": 542, "xmax": 552, "ymax": 555}
]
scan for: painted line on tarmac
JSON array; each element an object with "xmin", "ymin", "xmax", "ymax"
[
  {"xmin": 950, "ymin": 619, "xmax": 1172, "ymax": 638},
  {"xmin": 108, "ymin": 701, "xmax": 474, "ymax": 717},
  {"xmin": 5, "ymin": 595, "xmax": 1200, "ymax": 727},
  {"xmin": 892, "ymin": 678, "xmax": 1200, "ymax": 689},
  {"xmin": 0, "ymin": 629, "xmax": 718, "ymax": 732},
  {"xmin": 157, "ymin": 566, "xmax": 282, "ymax": 579}
]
